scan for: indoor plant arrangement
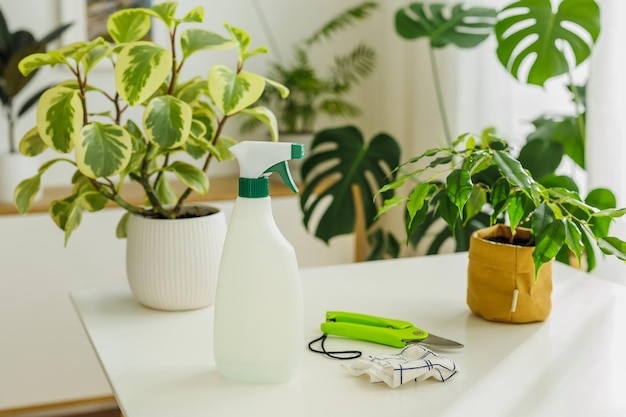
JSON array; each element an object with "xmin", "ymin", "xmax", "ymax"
[
  {"xmin": 13, "ymin": 2, "xmax": 287, "ymax": 310},
  {"xmin": 0, "ymin": 7, "xmax": 71, "ymax": 202},
  {"xmin": 378, "ymin": 133, "xmax": 626, "ymax": 322}
]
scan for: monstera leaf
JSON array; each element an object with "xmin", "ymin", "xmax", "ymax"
[
  {"xmin": 495, "ymin": 0, "xmax": 601, "ymax": 86},
  {"xmin": 395, "ymin": 3, "xmax": 497, "ymax": 48},
  {"xmin": 300, "ymin": 126, "xmax": 401, "ymax": 243}
]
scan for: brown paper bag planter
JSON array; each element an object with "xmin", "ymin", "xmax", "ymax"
[{"xmin": 467, "ymin": 224, "xmax": 552, "ymax": 323}]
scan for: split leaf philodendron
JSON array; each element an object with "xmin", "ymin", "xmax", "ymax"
[
  {"xmin": 378, "ymin": 134, "xmax": 626, "ymax": 277},
  {"xmin": 14, "ymin": 2, "xmax": 288, "ymax": 244}
]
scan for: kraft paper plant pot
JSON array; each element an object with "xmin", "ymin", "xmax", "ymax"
[
  {"xmin": 126, "ymin": 205, "xmax": 227, "ymax": 311},
  {"xmin": 467, "ymin": 224, "xmax": 553, "ymax": 323}
]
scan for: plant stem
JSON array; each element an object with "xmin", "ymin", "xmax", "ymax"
[
  {"xmin": 6, "ymin": 104, "xmax": 16, "ymax": 153},
  {"xmin": 428, "ymin": 46, "xmax": 453, "ymax": 147},
  {"xmin": 568, "ymin": 70, "xmax": 586, "ymax": 148}
]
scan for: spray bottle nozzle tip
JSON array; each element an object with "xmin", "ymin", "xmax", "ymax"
[{"xmin": 291, "ymin": 144, "xmax": 305, "ymax": 160}]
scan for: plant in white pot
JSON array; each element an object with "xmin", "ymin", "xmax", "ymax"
[
  {"xmin": 379, "ymin": 133, "xmax": 626, "ymax": 323},
  {"xmin": 0, "ymin": 6, "xmax": 71, "ymax": 202},
  {"xmin": 14, "ymin": 2, "xmax": 287, "ymax": 311}
]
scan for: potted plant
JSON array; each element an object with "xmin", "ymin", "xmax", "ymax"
[
  {"xmin": 14, "ymin": 2, "xmax": 287, "ymax": 311},
  {"xmin": 378, "ymin": 131, "xmax": 626, "ymax": 322},
  {"xmin": 0, "ymin": 6, "xmax": 71, "ymax": 202},
  {"xmin": 242, "ymin": 1, "xmax": 378, "ymax": 182}
]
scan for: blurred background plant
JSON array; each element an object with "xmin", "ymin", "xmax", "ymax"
[{"xmin": 0, "ymin": 6, "xmax": 71, "ymax": 153}]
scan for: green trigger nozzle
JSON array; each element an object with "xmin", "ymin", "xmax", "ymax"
[{"xmin": 266, "ymin": 161, "xmax": 298, "ymax": 193}]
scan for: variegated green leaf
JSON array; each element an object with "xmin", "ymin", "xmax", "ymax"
[
  {"xmin": 151, "ymin": 1, "xmax": 178, "ymax": 28},
  {"xmin": 143, "ymin": 96, "xmax": 192, "ymax": 149},
  {"xmin": 76, "ymin": 122, "xmax": 133, "ymax": 178},
  {"xmin": 180, "ymin": 29, "xmax": 237, "ymax": 59},
  {"xmin": 224, "ymin": 23, "xmax": 251, "ymax": 54},
  {"xmin": 241, "ymin": 106, "xmax": 279, "ymax": 141},
  {"xmin": 175, "ymin": 77, "xmax": 208, "ymax": 104},
  {"xmin": 155, "ymin": 175, "xmax": 178, "ymax": 205},
  {"xmin": 182, "ymin": 6, "xmax": 204, "ymax": 23},
  {"xmin": 263, "ymin": 77, "xmax": 290, "ymax": 99},
  {"xmin": 36, "ymin": 86, "xmax": 82, "ymax": 153},
  {"xmin": 65, "ymin": 37, "xmax": 109, "ymax": 64},
  {"xmin": 208, "ymin": 65, "xmax": 265, "ymax": 115},
  {"xmin": 192, "ymin": 107, "xmax": 217, "ymax": 142},
  {"xmin": 83, "ymin": 43, "xmax": 112, "ymax": 72},
  {"xmin": 14, "ymin": 174, "xmax": 41, "ymax": 214},
  {"xmin": 116, "ymin": 212, "xmax": 131, "ymax": 238},
  {"xmin": 207, "ymin": 136, "xmax": 238, "ymax": 162},
  {"xmin": 72, "ymin": 175, "xmax": 109, "ymax": 212},
  {"xmin": 120, "ymin": 120, "xmax": 147, "ymax": 176},
  {"xmin": 18, "ymin": 51, "xmax": 67, "ymax": 76},
  {"xmin": 184, "ymin": 120, "xmax": 209, "ymax": 159},
  {"xmin": 242, "ymin": 46, "xmax": 269, "ymax": 61},
  {"xmin": 49, "ymin": 196, "xmax": 83, "ymax": 245},
  {"xmin": 108, "ymin": 9, "xmax": 152, "ymax": 43},
  {"xmin": 19, "ymin": 127, "xmax": 47, "ymax": 156},
  {"xmin": 163, "ymin": 161, "xmax": 209, "ymax": 195},
  {"xmin": 115, "ymin": 42, "xmax": 172, "ymax": 105}
]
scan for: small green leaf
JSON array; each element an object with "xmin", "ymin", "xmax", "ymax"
[
  {"xmin": 163, "ymin": 161, "xmax": 209, "ymax": 195},
  {"xmin": 446, "ymin": 169, "xmax": 473, "ymax": 216},
  {"xmin": 532, "ymin": 202, "xmax": 555, "ymax": 236},
  {"xmin": 241, "ymin": 106, "xmax": 279, "ymax": 141},
  {"xmin": 36, "ymin": 86, "xmax": 82, "ymax": 153},
  {"xmin": 49, "ymin": 196, "xmax": 83, "ymax": 246},
  {"xmin": 493, "ymin": 150, "xmax": 534, "ymax": 195},
  {"xmin": 143, "ymin": 96, "xmax": 192, "ymax": 149},
  {"xmin": 597, "ymin": 237, "xmax": 626, "ymax": 261},
  {"xmin": 532, "ymin": 219, "xmax": 566, "ymax": 278},
  {"xmin": 262, "ymin": 77, "xmax": 290, "ymax": 99},
  {"xmin": 407, "ymin": 183, "xmax": 432, "ymax": 228},
  {"xmin": 378, "ymin": 195, "xmax": 407, "ymax": 218},
  {"xmin": 578, "ymin": 221, "xmax": 597, "ymax": 272},
  {"xmin": 490, "ymin": 178, "xmax": 510, "ymax": 222},
  {"xmin": 593, "ymin": 208, "xmax": 626, "ymax": 218},
  {"xmin": 108, "ymin": 9, "xmax": 152, "ymax": 43},
  {"xmin": 19, "ymin": 127, "xmax": 47, "ymax": 156},
  {"xmin": 18, "ymin": 51, "xmax": 68, "ymax": 76},
  {"xmin": 14, "ymin": 175, "xmax": 41, "ymax": 214},
  {"xmin": 438, "ymin": 193, "xmax": 459, "ymax": 235},
  {"xmin": 116, "ymin": 212, "xmax": 131, "ymax": 238},
  {"xmin": 465, "ymin": 186, "xmax": 487, "ymax": 224},
  {"xmin": 181, "ymin": 28, "xmax": 237, "ymax": 59},
  {"xmin": 207, "ymin": 136, "xmax": 237, "ymax": 162},
  {"xmin": 155, "ymin": 175, "xmax": 178, "ymax": 205},
  {"xmin": 182, "ymin": 6, "xmax": 204, "ymax": 23},
  {"xmin": 115, "ymin": 41, "xmax": 172, "ymax": 105},
  {"xmin": 208, "ymin": 65, "xmax": 265, "ymax": 115},
  {"xmin": 76, "ymin": 122, "xmax": 133, "ymax": 178},
  {"xmin": 564, "ymin": 219, "xmax": 584, "ymax": 267}
]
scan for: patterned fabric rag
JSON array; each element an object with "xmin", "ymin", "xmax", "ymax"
[{"xmin": 342, "ymin": 344, "xmax": 459, "ymax": 388}]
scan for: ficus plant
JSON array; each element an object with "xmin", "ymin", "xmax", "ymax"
[
  {"xmin": 13, "ymin": 2, "xmax": 287, "ymax": 243},
  {"xmin": 378, "ymin": 133, "xmax": 626, "ymax": 277},
  {"xmin": 392, "ymin": 0, "xmax": 602, "ymax": 257}
]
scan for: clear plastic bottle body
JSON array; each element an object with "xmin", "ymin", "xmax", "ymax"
[{"xmin": 213, "ymin": 196, "xmax": 304, "ymax": 383}]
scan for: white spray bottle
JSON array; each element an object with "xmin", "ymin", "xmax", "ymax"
[{"xmin": 213, "ymin": 141, "xmax": 304, "ymax": 383}]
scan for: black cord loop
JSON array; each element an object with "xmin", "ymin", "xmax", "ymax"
[{"xmin": 308, "ymin": 334, "xmax": 362, "ymax": 360}]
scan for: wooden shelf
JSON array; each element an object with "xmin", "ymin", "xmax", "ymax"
[{"xmin": 0, "ymin": 176, "xmax": 297, "ymax": 216}]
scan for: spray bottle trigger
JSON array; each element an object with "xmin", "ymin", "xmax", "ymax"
[{"xmin": 265, "ymin": 161, "xmax": 298, "ymax": 193}]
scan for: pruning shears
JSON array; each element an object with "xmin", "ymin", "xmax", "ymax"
[{"xmin": 320, "ymin": 311, "xmax": 464, "ymax": 349}]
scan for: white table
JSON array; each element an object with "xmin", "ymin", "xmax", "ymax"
[{"xmin": 70, "ymin": 253, "xmax": 626, "ymax": 417}]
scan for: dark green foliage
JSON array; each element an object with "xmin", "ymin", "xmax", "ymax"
[{"xmin": 300, "ymin": 125, "xmax": 401, "ymax": 250}]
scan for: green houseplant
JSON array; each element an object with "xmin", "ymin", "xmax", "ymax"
[
  {"xmin": 378, "ymin": 133, "xmax": 626, "ymax": 321},
  {"xmin": 0, "ymin": 7, "xmax": 71, "ymax": 202},
  {"xmin": 242, "ymin": 1, "xmax": 378, "ymax": 135},
  {"xmin": 13, "ymin": 2, "xmax": 287, "ymax": 310}
]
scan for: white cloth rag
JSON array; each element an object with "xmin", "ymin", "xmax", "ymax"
[{"xmin": 342, "ymin": 344, "xmax": 458, "ymax": 388}]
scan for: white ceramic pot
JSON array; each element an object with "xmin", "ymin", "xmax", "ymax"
[
  {"xmin": 0, "ymin": 152, "xmax": 40, "ymax": 204},
  {"xmin": 126, "ymin": 205, "xmax": 227, "ymax": 311}
]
